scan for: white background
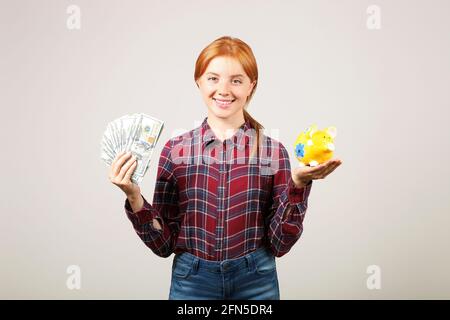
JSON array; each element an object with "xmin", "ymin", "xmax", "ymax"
[{"xmin": 1, "ymin": 0, "xmax": 449, "ymax": 299}]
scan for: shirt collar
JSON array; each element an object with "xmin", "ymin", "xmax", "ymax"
[{"xmin": 198, "ymin": 117, "xmax": 251, "ymax": 151}]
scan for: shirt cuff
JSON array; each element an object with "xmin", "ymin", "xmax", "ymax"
[
  {"xmin": 124, "ymin": 195, "xmax": 158, "ymax": 226},
  {"xmin": 287, "ymin": 177, "xmax": 312, "ymax": 204}
]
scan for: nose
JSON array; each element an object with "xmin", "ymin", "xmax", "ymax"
[{"xmin": 217, "ymin": 79, "xmax": 231, "ymax": 97}]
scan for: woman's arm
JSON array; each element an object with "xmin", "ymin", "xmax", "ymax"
[
  {"xmin": 124, "ymin": 139, "xmax": 181, "ymax": 258},
  {"xmin": 127, "ymin": 193, "xmax": 145, "ymax": 213},
  {"xmin": 265, "ymin": 142, "xmax": 313, "ymax": 257}
]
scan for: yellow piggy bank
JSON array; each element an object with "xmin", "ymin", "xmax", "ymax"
[{"xmin": 294, "ymin": 124, "xmax": 337, "ymax": 167}]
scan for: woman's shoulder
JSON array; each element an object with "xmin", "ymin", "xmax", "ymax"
[
  {"xmin": 259, "ymin": 133, "xmax": 289, "ymax": 156},
  {"xmin": 162, "ymin": 127, "xmax": 198, "ymax": 149},
  {"xmin": 159, "ymin": 127, "xmax": 199, "ymax": 164}
]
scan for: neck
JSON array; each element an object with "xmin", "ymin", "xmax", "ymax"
[{"xmin": 206, "ymin": 112, "xmax": 245, "ymax": 141}]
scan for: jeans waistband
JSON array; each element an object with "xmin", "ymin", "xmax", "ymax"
[{"xmin": 174, "ymin": 247, "xmax": 274, "ymax": 274}]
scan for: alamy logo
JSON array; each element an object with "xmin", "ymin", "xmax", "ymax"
[
  {"xmin": 366, "ymin": 265, "xmax": 381, "ymax": 290},
  {"xmin": 66, "ymin": 265, "xmax": 81, "ymax": 290},
  {"xmin": 66, "ymin": 5, "xmax": 81, "ymax": 30},
  {"xmin": 366, "ymin": 5, "xmax": 381, "ymax": 30},
  {"xmin": 168, "ymin": 127, "xmax": 282, "ymax": 175}
]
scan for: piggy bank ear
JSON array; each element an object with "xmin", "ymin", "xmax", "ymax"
[
  {"xmin": 309, "ymin": 124, "xmax": 318, "ymax": 137},
  {"xmin": 327, "ymin": 126, "xmax": 337, "ymax": 138}
]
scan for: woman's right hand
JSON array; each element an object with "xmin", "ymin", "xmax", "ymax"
[{"xmin": 109, "ymin": 151, "xmax": 141, "ymax": 198}]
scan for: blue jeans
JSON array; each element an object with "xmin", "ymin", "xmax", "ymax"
[{"xmin": 169, "ymin": 247, "xmax": 280, "ymax": 300}]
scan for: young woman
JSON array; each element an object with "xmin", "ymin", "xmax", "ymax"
[{"xmin": 109, "ymin": 36, "xmax": 342, "ymax": 300}]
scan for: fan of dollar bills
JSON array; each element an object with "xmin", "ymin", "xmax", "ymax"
[{"xmin": 100, "ymin": 113, "xmax": 164, "ymax": 185}]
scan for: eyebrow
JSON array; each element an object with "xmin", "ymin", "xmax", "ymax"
[{"xmin": 206, "ymin": 72, "xmax": 244, "ymax": 78}]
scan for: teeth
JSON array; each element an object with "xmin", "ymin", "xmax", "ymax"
[{"xmin": 214, "ymin": 98, "xmax": 234, "ymax": 105}]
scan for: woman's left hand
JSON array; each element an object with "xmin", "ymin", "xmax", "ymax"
[{"xmin": 291, "ymin": 159, "xmax": 343, "ymax": 187}]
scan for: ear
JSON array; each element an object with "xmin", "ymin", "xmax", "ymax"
[
  {"xmin": 309, "ymin": 124, "xmax": 318, "ymax": 137},
  {"xmin": 326, "ymin": 126, "xmax": 337, "ymax": 138},
  {"xmin": 247, "ymin": 80, "xmax": 256, "ymax": 96}
]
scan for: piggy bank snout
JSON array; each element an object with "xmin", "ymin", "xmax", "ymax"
[{"xmin": 327, "ymin": 143, "xmax": 335, "ymax": 151}]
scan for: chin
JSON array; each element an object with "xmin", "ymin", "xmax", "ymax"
[{"xmin": 211, "ymin": 106, "xmax": 239, "ymax": 117}]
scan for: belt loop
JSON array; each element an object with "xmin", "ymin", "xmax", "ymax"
[
  {"xmin": 245, "ymin": 254, "xmax": 255, "ymax": 272},
  {"xmin": 192, "ymin": 258, "xmax": 199, "ymax": 274}
]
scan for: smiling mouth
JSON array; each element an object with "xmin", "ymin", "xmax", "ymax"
[{"xmin": 213, "ymin": 98, "xmax": 236, "ymax": 107}]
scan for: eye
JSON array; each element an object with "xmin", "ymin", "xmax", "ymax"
[
  {"xmin": 207, "ymin": 77, "xmax": 218, "ymax": 81},
  {"xmin": 233, "ymin": 79, "xmax": 243, "ymax": 84}
]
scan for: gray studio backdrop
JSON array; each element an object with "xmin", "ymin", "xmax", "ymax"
[{"xmin": 1, "ymin": 0, "xmax": 449, "ymax": 299}]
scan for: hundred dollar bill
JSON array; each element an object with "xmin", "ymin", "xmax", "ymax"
[
  {"xmin": 100, "ymin": 113, "xmax": 164, "ymax": 185},
  {"xmin": 127, "ymin": 114, "xmax": 164, "ymax": 184}
]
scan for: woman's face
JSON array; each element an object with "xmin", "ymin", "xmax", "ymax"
[{"xmin": 196, "ymin": 56, "xmax": 256, "ymax": 121}]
